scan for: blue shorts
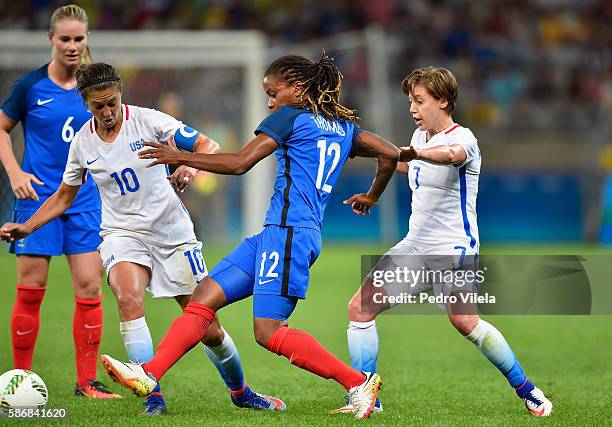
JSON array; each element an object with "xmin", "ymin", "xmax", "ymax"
[
  {"xmin": 209, "ymin": 225, "xmax": 321, "ymax": 318},
  {"xmin": 8, "ymin": 210, "xmax": 102, "ymax": 256},
  {"xmin": 209, "ymin": 260, "xmax": 299, "ymax": 321}
]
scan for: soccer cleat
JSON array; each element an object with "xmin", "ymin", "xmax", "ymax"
[
  {"xmin": 142, "ymin": 392, "xmax": 167, "ymax": 416},
  {"xmin": 330, "ymin": 396, "xmax": 383, "ymax": 414},
  {"xmin": 230, "ymin": 384, "xmax": 287, "ymax": 411},
  {"xmin": 523, "ymin": 387, "xmax": 553, "ymax": 417},
  {"xmin": 348, "ymin": 372, "xmax": 382, "ymax": 419},
  {"xmin": 74, "ymin": 380, "xmax": 122, "ymax": 399},
  {"xmin": 100, "ymin": 354, "xmax": 157, "ymax": 397}
]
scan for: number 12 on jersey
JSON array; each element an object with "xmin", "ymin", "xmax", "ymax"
[{"xmin": 316, "ymin": 139, "xmax": 341, "ymax": 193}]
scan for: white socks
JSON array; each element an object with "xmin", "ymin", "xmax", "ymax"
[
  {"xmin": 120, "ymin": 316, "xmax": 154, "ymax": 364},
  {"xmin": 347, "ymin": 320, "xmax": 379, "ymax": 373}
]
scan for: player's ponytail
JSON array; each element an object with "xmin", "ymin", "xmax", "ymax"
[
  {"xmin": 49, "ymin": 4, "xmax": 92, "ymax": 65},
  {"xmin": 80, "ymin": 46, "xmax": 93, "ymax": 66},
  {"xmin": 265, "ymin": 53, "xmax": 358, "ymax": 123}
]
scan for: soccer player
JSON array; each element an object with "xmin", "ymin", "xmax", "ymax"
[
  {"xmin": 0, "ymin": 62, "xmax": 285, "ymax": 415},
  {"xmin": 333, "ymin": 66, "xmax": 553, "ymax": 417},
  {"xmin": 97, "ymin": 54, "xmax": 398, "ymax": 419},
  {"xmin": 0, "ymin": 4, "xmax": 119, "ymax": 398}
]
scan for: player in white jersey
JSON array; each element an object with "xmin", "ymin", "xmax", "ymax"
[
  {"xmin": 334, "ymin": 67, "xmax": 553, "ymax": 416},
  {"xmin": 402, "ymin": 123, "xmax": 480, "ymax": 252},
  {"xmin": 0, "ymin": 62, "xmax": 285, "ymax": 415}
]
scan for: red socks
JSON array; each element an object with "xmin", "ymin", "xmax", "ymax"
[
  {"xmin": 267, "ymin": 326, "xmax": 365, "ymax": 391},
  {"xmin": 12, "ymin": 286, "xmax": 103, "ymax": 386},
  {"xmin": 143, "ymin": 301, "xmax": 215, "ymax": 381},
  {"xmin": 73, "ymin": 295, "xmax": 103, "ymax": 387},
  {"xmin": 11, "ymin": 285, "xmax": 46, "ymax": 369}
]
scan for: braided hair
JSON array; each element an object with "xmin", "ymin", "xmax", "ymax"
[{"xmin": 265, "ymin": 53, "xmax": 358, "ymax": 122}]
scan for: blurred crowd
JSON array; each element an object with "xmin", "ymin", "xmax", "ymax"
[{"xmin": 1, "ymin": 0, "xmax": 610, "ymax": 132}]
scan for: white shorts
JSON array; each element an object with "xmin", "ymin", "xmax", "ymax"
[
  {"xmin": 98, "ymin": 234, "xmax": 207, "ymax": 298},
  {"xmin": 371, "ymin": 239, "xmax": 479, "ymax": 310}
]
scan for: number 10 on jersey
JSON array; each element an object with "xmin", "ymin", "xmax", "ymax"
[
  {"xmin": 184, "ymin": 248, "xmax": 205, "ymax": 276},
  {"xmin": 110, "ymin": 168, "xmax": 140, "ymax": 195}
]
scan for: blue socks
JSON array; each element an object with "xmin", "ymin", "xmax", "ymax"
[
  {"xmin": 465, "ymin": 319, "xmax": 529, "ymax": 389},
  {"xmin": 347, "ymin": 317, "xmax": 534, "ymax": 399}
]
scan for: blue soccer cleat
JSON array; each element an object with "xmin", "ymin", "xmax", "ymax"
[
  {"xmin": 142, "ymin": 392, "xmax": 167, "ymax": 416},
  {"xmin": 230, "ymin": 385, "xmax": 286, "ymax": 411}
]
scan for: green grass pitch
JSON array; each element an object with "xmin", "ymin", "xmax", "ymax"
[{"xmin": 0, "ymin": 244, "xmax": 610, "ymax": 426}]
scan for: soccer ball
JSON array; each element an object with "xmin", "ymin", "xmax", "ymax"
[{"xmin": 0, "ymin": 370, "xmax": 48, "ymax": 413}]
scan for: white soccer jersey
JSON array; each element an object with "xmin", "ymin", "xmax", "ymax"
[
  {"xmin": 63, "ymin": 104, "xmax": 196, "ymax": 246},
  {"xmin": 405, "ymin": 123, "xmax": 481, "ymax": 251}
]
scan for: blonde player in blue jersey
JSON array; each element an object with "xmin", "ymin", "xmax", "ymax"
[
  {"xmin": 97, "ymin": 54, "xmax": 399, "ymax": 419},
  {"xmin": 0, "ymin": 4, "xmax": 120, "ymax": 399},
  {"xmin": 0, "ymin": 62, "xmax": 285, "ymax": 415},
  {"xmin": 333, "ymin": 66, "xmax": 553, "ymax": 417}
]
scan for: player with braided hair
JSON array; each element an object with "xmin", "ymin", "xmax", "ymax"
[
  {"xmin": 265, "ymin": 53, "xmax": 358, "ymax": 122},
  {"xmin": 99, "ymin": 53, "xmax": 399, "ymax": 419}
]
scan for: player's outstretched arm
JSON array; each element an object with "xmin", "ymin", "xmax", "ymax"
[
  {"xmin": 402, "ymin": 144, "xmax": 467, "ymax": 165},
  {"xmin": 0, "ymin": 182, "xmax": 80, "ymax": 242},
  {"xmin": 140, "ymin": 133, "xmax": 278, "ymax": 175},
  {"xmin": 344, "ymin": 131, "xmax": 399, "ymax": 215}
]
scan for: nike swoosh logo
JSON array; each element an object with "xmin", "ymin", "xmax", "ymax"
[
  {"xmin": 16, "ymin": 329, "xmax": 34, "ymax": 336},
  {"xmin": 37, "ymin": 98, "xmax": 54, "ymax": 106},
  {"xmin": 86, "ymin": 156, "xmax": 101, "ymax": 165},
  {"xmin": 84, "ymin": 324, "xmax": 101, "ymax": 329},
  {"xmin": 258, "ymin": 278, "xmax": 274, "ymax": 285}
]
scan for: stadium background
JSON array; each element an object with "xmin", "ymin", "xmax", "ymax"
[{"xmin": 0, "ymin": 0, "xmax": 611, "ymax": 425}]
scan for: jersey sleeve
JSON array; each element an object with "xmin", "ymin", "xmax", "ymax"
[
  {"xmin": 1, "ymin": 66, "xmax": 48, "ymax": 122},
  {"xmin": 254, "ymin": 106, "xmax": 302, "ymax": 145},
  {"xmin": 149, "ymin": 108, "xmax": 200, "ymax": 152},
  {"xmin": 454, "ymin": 129, "xmax": 480, "ymax": 167},
  {"xmin": 2, "ymin": 75, "xmax": 33, "ymax": 122},
  {"xmin": 63, "ymin": 132, "xmax": 85, "ymax": 186}
]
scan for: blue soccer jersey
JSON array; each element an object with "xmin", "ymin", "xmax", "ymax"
[
  {"xmin": 256, "ymin": 106, "xmax": 361, "ymax": 231},
  {"xmin": 2, "ymin": 63, "xmax": 100, "ymax": 213}
]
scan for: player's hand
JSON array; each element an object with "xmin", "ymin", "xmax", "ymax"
[
  {"xmin": 399, "ymin": 146, "xmax": 418, "ymax": 162},
  {"xmin": 168, "ymin": 165, "xmax": 197, "ymax": 193},
  {"xmin": 139, "ymin": 137, "xmax": 182, "ymax": 167},
  {"xmin": 0, "ymin": 222, "xmax": 31, "ymax": 243},
  {"xmin": 343, "ymin": 193, "xmax": 378, "ymax": 216},
  {"xmin": 8, "ymin": 169, "xmax": 44, "ymax": 201}
]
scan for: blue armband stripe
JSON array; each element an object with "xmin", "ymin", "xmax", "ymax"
[{"xmin": 174, "ymin": 125, "xmax": 200, "ymax": 151}]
